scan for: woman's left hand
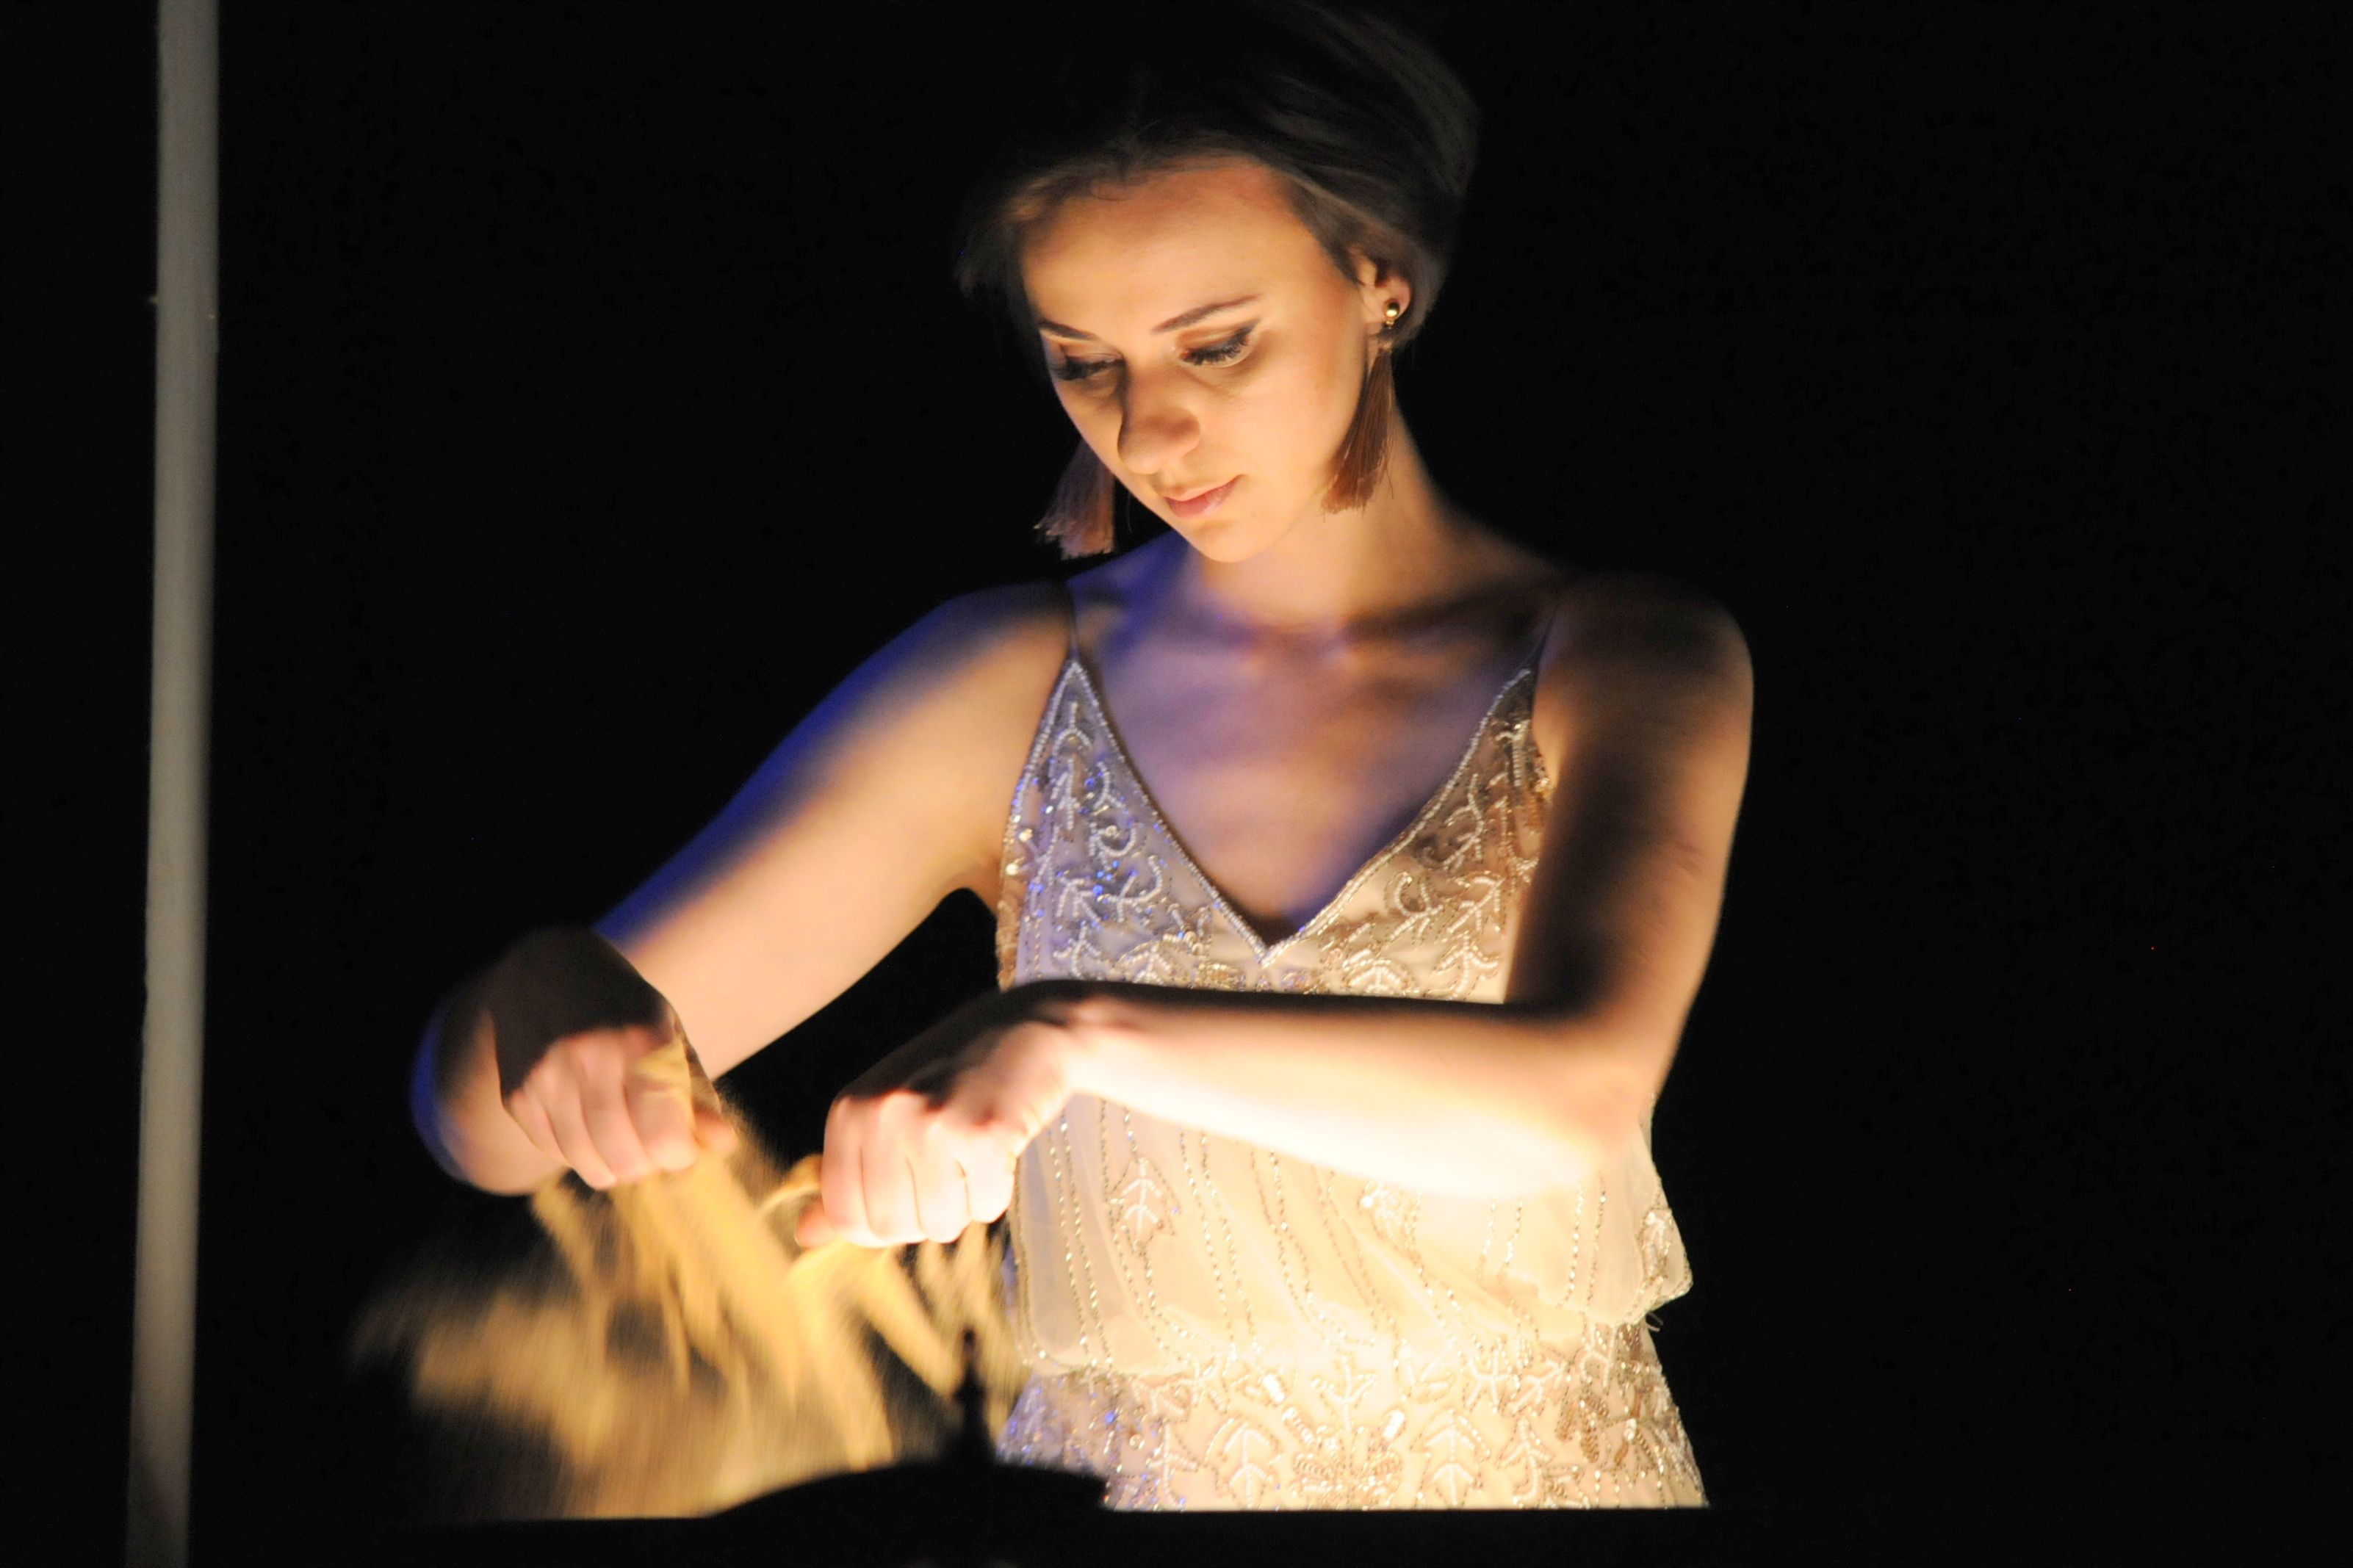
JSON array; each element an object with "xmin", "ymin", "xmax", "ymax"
[{"xmin": 794, "ymin": 982, "xmax": 1089, "ymax": 1249}]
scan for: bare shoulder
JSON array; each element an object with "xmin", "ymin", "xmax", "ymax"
[
  {"xmin": 844, "ymin": 577, "xmax": 1073, "ymax": 776},
  {"xmin": 898, "ymin": 578, "xmax": 1073, "ymax": 696},
  {"xmin": 1547, "ymin": 569, "xmax": 1752, "ymax": 690},
  {"xmin": 827, "ymin": 579, "xmax": 1074, "ymax": 898},
  {"xmin": 1528, "ymin": 570, "xmax": 1754, "ymax": 776}
]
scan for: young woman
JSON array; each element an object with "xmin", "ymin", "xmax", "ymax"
[{"xmin": 414, "ymin": 1, "xmax": 1751, "ymax": 1511}]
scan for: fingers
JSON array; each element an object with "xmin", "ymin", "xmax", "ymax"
[
  {"xmin": 813, "ymin": 1091, "xmax": 1006, "ymax": 1247},
  {"xmin": 531, "ymin": 1077, "xmax": 621, "ymax": 1190},
  {"xmin": 575, "ymin": 1047, "xmax": 659, "ymax": 1186},
  {"xmin": 857, "ymin": 1140, "xmax": 924, "ymax": 1245},
  {"xmin": 818, "ymin": 1096, "xmax": 873, "ymax": 1245},
  {"xmin": 911, "ymin": 1144, "xmax": 979, "ymax": 1244},
  {"xmin": 622, "ymin": 1055, "xmax": 699, "ymax": 1172},
  {"xmin": 868, "ymin": 1102, "xmax": 976, "ymax": 1246},
  {"xmin": 509, "ymin": 1032, "xmax": 689, "ymax": 1192},
  {"xmin": 962, "ymin": 1137, "xmax": 1019, "ymax": 1230},
  {"xmin": 793, "ymin": 1200, "xmax": 837, "ymax": 1249},
  {"xmin": 694, "ymin": 1104, "xmax": 741, "ymax": 1155},
  {"xmin": 885, "ymin": 1146, "xmax": 975, "ymax": 1247},
  {"xmin": 503, "ymin": 1085, "xmax": 566, "ymax": 1171}
]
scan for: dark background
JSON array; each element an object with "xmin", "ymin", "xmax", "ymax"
[{"xmin": 27, "ymin": 1, "xmax": 2342, "ymax": 1560}]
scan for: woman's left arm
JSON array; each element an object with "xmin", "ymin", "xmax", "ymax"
[{"xmin": 1057, "ymin": 576, "xmax": 1755, "ymax": 1198}]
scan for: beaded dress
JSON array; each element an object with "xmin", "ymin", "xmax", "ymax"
[{"xmin": 989, "ymin": 591, "xmax": 1707, "ymax": 1510}]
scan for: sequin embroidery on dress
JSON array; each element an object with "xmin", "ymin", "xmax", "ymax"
[{"xmin": 987, "ymin": 599, "xmax": 1706, "ymax": 1510}]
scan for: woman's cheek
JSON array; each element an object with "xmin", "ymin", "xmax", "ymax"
[{"xmin": 1230, "ymin": 369, "xmax": 1307, "ymax": 456}]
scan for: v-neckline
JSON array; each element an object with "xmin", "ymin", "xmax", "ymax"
[{"xmin": 1058, "ymin": 635, "xmax": 1549, "ymax": 966}]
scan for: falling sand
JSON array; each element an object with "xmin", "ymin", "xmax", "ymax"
[{"xmin": 347, "ymin": 1031, "xmax": 1033, "ymax": 1521}]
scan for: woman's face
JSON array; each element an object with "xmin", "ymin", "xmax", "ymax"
[{"xmin": 1020, "ymin": 158, "xmax": 1404, "ymax": 563}]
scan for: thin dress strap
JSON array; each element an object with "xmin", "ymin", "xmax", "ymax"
[{"xmin": 1519, "ymin": 585, "xmax": 1560, "ymax": 678}]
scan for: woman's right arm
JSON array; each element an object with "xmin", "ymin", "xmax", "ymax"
[{"xmin": 417, "ymin": 581, "xmax": 1073, "ymax": 1195}]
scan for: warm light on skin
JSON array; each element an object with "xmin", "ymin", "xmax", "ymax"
[{"xmin": 1022, "ymin": 157, "xmax": 1474, "ymax": 626}]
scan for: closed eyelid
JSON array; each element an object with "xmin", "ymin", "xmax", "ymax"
[{"xmin": 1054, "ymin": 322, "xmax": 1259, "ymax": 365}]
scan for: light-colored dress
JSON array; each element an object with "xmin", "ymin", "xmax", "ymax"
[{"xmin": 989, "ymin": 600, "xmax": 1707, "ymax": 1510}]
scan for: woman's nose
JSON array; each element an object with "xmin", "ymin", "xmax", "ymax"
[{"xmin": 1114, "ymin": 376, "xmax": 1203, "ymax": 480}]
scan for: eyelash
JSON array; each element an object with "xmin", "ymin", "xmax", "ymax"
[{"xmin": 1051, "ymin": 327, "xmax": 1255, "ymax": 385}]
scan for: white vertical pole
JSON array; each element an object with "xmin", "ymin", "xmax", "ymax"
[{"xmin": 129, "ymin": 1, "xmax": 217, "ymax": 1565}]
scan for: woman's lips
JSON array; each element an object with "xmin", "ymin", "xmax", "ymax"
[{"xmin": 1167, "ymin": 477, "xmax": 1238, "ymax": 520}]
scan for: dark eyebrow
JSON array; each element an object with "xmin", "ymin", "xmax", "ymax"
[{"xmin": 1034, "ymin": 294, "xmax": 1263, "ymax": 342}]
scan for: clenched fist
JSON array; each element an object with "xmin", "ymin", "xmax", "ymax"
[
  {"xmin": 795, "ymin": 983, "xmax": 1088, "ymax": 1248},
  {"xmin": 484, "ymin": 926, "xmax": 738, "ymax": 1191}
]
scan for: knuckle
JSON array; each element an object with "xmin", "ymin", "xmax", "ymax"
[{"xmin": 559, "ymin": 1033, "xmax": 613, "ymax": 1069}]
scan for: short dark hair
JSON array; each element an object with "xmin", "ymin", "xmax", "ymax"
[{"xmin": 948, "ymin": 0, "xmax": 1482, "ymax": 553}]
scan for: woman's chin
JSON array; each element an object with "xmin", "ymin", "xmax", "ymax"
[{"xmin": 1172, "ymin": 509, "xmax": 1288, "ymax": 563}]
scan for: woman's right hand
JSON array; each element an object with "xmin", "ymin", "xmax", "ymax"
[{"xmin": 480, "ymin": 926, "xmax": 739, "ymax": 1191}]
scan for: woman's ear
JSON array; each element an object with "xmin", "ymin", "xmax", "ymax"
[{"xmin": 1349, "ymin": 248, "xmax": 1410, "ymax": 334}]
